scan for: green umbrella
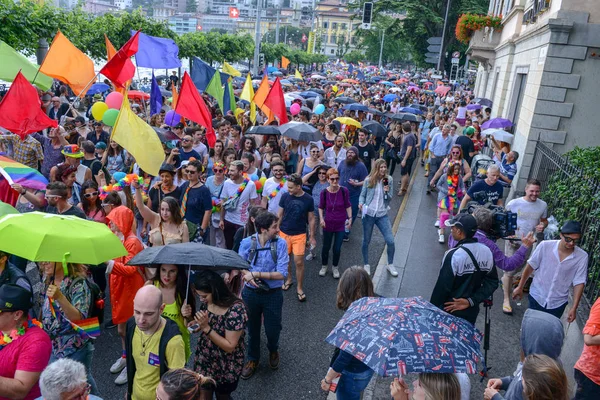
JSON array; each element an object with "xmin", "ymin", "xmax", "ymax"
[
  {"xmin": 0, "ymin": 201, "xmax": 19, "ymax": 216},
  {"xmin": 0, "ymin": 212, "xmax": 127, "ymax": 273}
]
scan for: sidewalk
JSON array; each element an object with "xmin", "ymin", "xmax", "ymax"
[{"xmin": 364, "ymin": 163, "xmax": 584, "ymax": 399}]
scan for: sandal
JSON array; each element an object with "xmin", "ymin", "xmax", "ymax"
[
  {"xmin": 297, "ymin": 292, "xmax": 307, "ymax": 302},
  {"xmin": 282, "ymin": 281, "xmax": 294, "ymax": 291},
  {"xmin": 502, "ymin": 305, "xmax": 513, "ymax": 315},
  {"xmin": 397, "ymin": 189, "xmax": 407, "ymax": 197}
]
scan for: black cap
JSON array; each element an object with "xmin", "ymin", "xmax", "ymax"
[
  {"xmin": 561, "ymin": 220, "xmax": 582, "ymax": 235},
  {"xmin": 0, "ymin": 284, "xmax": 32, "ymax": 312},
  {"xmin": 159, "ymin": 163, "xmax": 176, "ymax": 175},
  {"xmin": 445, "ymin": 214, "xmax": 478, "ymax": 238},
  {"xmin": 74, "ymin": 116, "xmax": 86, "ymax": 124},
  {"xmin": 174, "ymin": 123, "xmax": 184, "ymax": 129}
]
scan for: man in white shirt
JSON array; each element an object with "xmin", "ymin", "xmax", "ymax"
[
  {"xmin": 323, "ymin": 135, "xmax": 346, "ymax": 168},
  {"xmin": 513, "ymin": 220, "xmax": 588, "ymax": 322},
  {"xmin": 261, "ymin": 160, "xmax": 288, "ymax": 214},
  {"xmin": 502, "ymin": 179, "xmax": 548, "ymax": 314}
]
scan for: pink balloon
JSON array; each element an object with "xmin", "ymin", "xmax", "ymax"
[
  {"xmin": 105, "ymin": 92, "xmax": 124, "ymax": 110},
  {"xmin": 290, "ymin": 103, "xmax": 301, "ymax": 115}
]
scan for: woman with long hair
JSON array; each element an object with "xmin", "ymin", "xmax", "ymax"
[
  {"xmin": 321, "ymin": 267, "xmax": 375, "ymax": 399},
  {"xmin": 384, "ymin": 123, "xmax": 402, "ymax": 175},
  {"xmin": 297, "ymin": 143, "xmax": 324, "ymax": 193},
  {"xmin": 391, "ymin": 373, "xmax": 462, "ymax": 400},
  {"xmin": 56, "ymin": 163, "xmax": 82, "ymax": 207},
  {"xmin": 435, "ymin": 161, "xmax": 466, "ymax": 243},
  {"xmin": 189, "ymin": 270, "xmax": 248, "ymax": 400},
  {"xmin": 237, "ymin": 136, "xmax": 261, "ymax": 167},
  {"xmin": 359, "ymin": 159, "xmax": 397, "ymax": 277},
  {"xmin": 319, "ymin": 168, "xmax": 352, "ymax": 279},
  {"xmin": 79, "ymin": 180, "xmax": 105, "ymax": 223},
  {"xmin": 429, "ymin": 144, "xmax": 472, "ymax": 185},
  {"xmin": 40, "ymin": 261, "xmax": 99, "ymax": 395},
  {"xmin": 103, "ymin": 140, "xmax": 130, "ymax": 175},
  {"xmin": 282, "ymin": 138, "xmax": 300, "ymax": 174},
  {"xmin": 207, "ymin": 140, "xmax": 225, "ymax": 178},
  {"xmin": 147, "ymin": 164, "xmax": 181, "ymax": 214},
  {"xmin": 147, "ymin": 264, "xmax": 196, "ymax": 359},
  {"xmin": 206, "ymin": 161, "xmax": 227, "ymax": 248},
  {"xmin": 156, "ymin": 369, "xmax": 215, "ymax": 400}
]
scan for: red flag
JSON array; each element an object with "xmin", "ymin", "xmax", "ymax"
[
  {"xmin": 100, "ymin": 31, "xmax": 140, "ymax": 88},
  {"xmin": 263, "ymin": 77, "xmax": 289, "ymax": 125},
  {"xmin": 175, "ymin": 72, "xmax": 216, "ymax": 147},
  {"xmin": 0, "ymin": 72, "xmax": 57, "ymax": 139}
]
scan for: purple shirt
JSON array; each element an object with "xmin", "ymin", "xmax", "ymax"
[
  {"xmin": 31, "ymin": 132, "xmax": 64, "ymax": 179},
  {"xmin": 448, "ymin": 230, "xmax": 528, "ymax": 272},
  {"xmin": 319, "ymin": 187, "xmax": 351, "ymax": 232}
]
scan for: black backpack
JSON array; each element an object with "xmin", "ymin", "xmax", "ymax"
[
  {"xmin": 70, "ymin": 276, "xmax": 105, "ymax": 325},
  {"xmin": 246, "ymin": 235, "xmax": 278, "ymax": 266}
]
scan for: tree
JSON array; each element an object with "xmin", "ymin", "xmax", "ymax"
[
  {"xmin": 263, "ymin": 26, "xmax": 310, "ymax": 50},
  {"xmin": 344, "ymin": 50, "xmax": 364, "ymax": 64},
  {"xmin": 260, "ymin": 43, "xmax": 288, "ymax": 64}
]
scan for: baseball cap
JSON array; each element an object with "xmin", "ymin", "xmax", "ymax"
[
  {"xmin": 464, "ymin": 126, "xmax": 475, "ymax": 136},
  {"xmin": 445, "ymin": 213, "xmax": 478, "ymax": 237},
  {"xmin": 560, "ymin": 220, "xmax": 582, "ymax": 235},
  {"xmin": 0, "ymin": 284, "xmax": 32, "ymax": 312},
  {"xmin": 95, "ymin": 141, "xmax": 107, "ymax": 150}
]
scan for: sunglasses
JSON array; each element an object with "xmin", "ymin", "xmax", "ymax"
[
  {"xmin": 318, "ymin": 172, "xmax": 327, "ymax": 175},
  {"xmin": 44, "ymin": 194, "xmax": 62, "ymax": 200},
  {"xmin": 213, "ymin": 168, "xmax": 224, "ymax": 173},
  {"xmin": 84, "ymin": 192, "xmax": 99, "ymax": 198},
  {"xmin": 182, "ymin": 138, "xmax": 191, "ymax": 142},
  {"xmin": 329, "ymin": 177, "xmax": 339, "ymax": 181},
  {"xmin": 563, "ymin": 236, "xmax": 581, "ymax": 244},
  {"xmin": 185, "ymin": 169, "xmax": 198, "ymax": 174},
  {"xmin": 451, "ymin": 152, "xmax": 460, "ymax": 155}
]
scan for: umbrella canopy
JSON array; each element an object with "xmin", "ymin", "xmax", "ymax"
[
  {"xmin": 388, "ymin": 87, "xmax": 402, "ymax": 93},
  {"xmin": 278, "ymin": 121, "xmax": 322, "ymax": 142},
  {"xmin": 343, "ymin": 103, "xmax": 369, "ymax": 112},
  {"xmin": 127, "ymin": 242, "xmax": 248, "ymax": 270},
  {"xmin": 398, "ymin": 107, "xmax": 423, "ymax": 115},
  {"xmin": 311, "ymin": 74, "xmax": 326, "ymax": 80},
  {"xmin": 309, "ymin": 88, "xmax": 325, "ymax": 95},
  {"xmin": 474, "ymin": 97, "xmax": 493, "ymax": 107},
  {"xmin": 342, "ymin": 79, "xmax": 359, "ymax": 84},
  {"xmin": 0, "ymin": 201, "xmax": 19, "ymax": 216},
  {"xmin": 380, "ymin": 81, "xmax": 394, "ymax": 86},
  {"xmin": 333, "ymin": 97, "xmax": 357, "ymax": 105},
  {"xmin": 368, "ymin": 108, "xmax": 384, "ymax": 116},
  {"xmin": 361, "ymin": 121, "xmax": 387, "ymax": 137},
  {"xmin": 87, "ymin": 83, "xmax": 109, "ymax": 95},
  {"xmin": 466, "ymin": 104, "xmax": 482, "ymax": 111},
  {"xmin": 325, "ymin": 296, "xmax": 483, "ymax": 376},
  {"xmin": 247, "ymin": 125, "xmax": 281, "ymax": 135},
  {"xmin": 0, "ymin": 212, "xmax": 127, "ymax": 264},
  {"xmin": 272, "ymin": 71, "xmax": 284, "ymax": 77},
  {"xmin": 434, "ymin": 86, "xmax": 451, "ymax": 96},
  {"xmin": 407, "ymin": 86, "xmax": 419, "ymax": 93},
  {"xmin": 334, "ymin": 117, "xmax": 361, "ymax": 128},
  {"xmin": 482, "ymin": 118, "xmax": 513, "ymax": 130},
  {"xmin": 300, "ymin": 90, "xmax": 320, "ymax": 99},
  {"xmin": 483, "ymin": 128, "xmax": 514, "ymax": 144},
  {"xmin": 383, "ymin": 94, "xmax": 399, "ymax": 103},
  {"xmin": 400, "ymin": 113, "xmax": 419, "ymax": 122},
  {"xmin": 128, "ymin": 90, "xmax": 150, "ymax": 100},
  {"xmin": 266, "ymin": 66, "xmax": 279, "ymax": 73}
]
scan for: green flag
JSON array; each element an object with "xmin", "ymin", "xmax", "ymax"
[
  {"xmin": 0, "ymin": 40, "xmax": 53, "ymax": 91},
  {"xmin": 205, "ymin": 72, "xmax": 224, "ymax": 112},
  {"xmin": 227, "ymin": 78, "xmax": 236, "ymax": 114}
]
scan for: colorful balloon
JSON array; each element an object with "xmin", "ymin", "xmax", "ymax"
[
  {"xmin": 314, "ymin": 104, "xmax": 325, "ymax": 115},
  {"xmin": 290, "ymin": 103, "xmax": 301, "ymax": 115},
  {"xmin": 332, "ymin": 85, "xmax": 338, "ymax": 93},
  {"xmin": 91, "ymin": 102, "xmax": 108, "ymax": 121},
  {"xmin": 165, "ymin": 110, "xmax": 181, "ymax": 127},
  {"xmin": 250, "ymin": 174, "xmax": 258, "ymax": 182},
  {"xmin": 102, "ymin": 109, "xmax": 119, "ymax": 127},
  {"xmin": 105, "ymin": 92, "xmax": 124, "ymax": 109}
]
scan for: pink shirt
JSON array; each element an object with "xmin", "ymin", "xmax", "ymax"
[
  {"xmin": 0, "ymin": 326, "xmax": 52, "ymax": 400},
  {"xmin": 575, "ymin": 297, "xmax": 600, "ymax": 385}
]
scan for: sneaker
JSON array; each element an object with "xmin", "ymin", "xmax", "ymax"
[
  {"xmin": 115, "ymin": 367, "xmax": 127, "ymax": 385},
  {"xmin": 110, "ymin": 357, "xmax": 126, "ymax": 374},
  {"xmin": 104, "ymin": 319, "xmax": 116, "ymax": 329},
  {"xmin": 241, "ymin": 360, "xmax": 258, "ymax": 380},
  {"xmin": 434, "ymin": 220, "xmax": 440, "ymax": 227},
  {"xmin": 363, "ymin": 264, "xmax": 371, "ymax": 276},
  {"xmin": 438, "ymin": 233, "xmax": 445, "ymax": 243},
  {"xmin": 387, "ymin": 265, "xmax": 399, "ymax": 277},
  {"xmin": 426, "ymin": 189, "xmax": 431, "ymax": 195},
  {"xmin": 343, "ymin": 237, "xmax": 350, "ymax": 242},
  {"xmin": 305, "ymin": 251, "xmax": 315, "ymax": 261},
  {"xmin": 332, "ymin": 266, "xmax": 340, "ymax": 279},
  {"xmin": 319, "ymin": 265, "xmax": 328, "ymax": 277},
  {"xmin": 269, "ymin": 352, "xmax": 280, "ymax": 370}
]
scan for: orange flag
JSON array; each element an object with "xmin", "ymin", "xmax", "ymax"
[
  {"xmin": 39, "ymin": 31, "xmax": 96, "ymax": 97},
  {"xmin": 105, "ymin": 34, "xmax": 117, "ymax": 60},
  {"xmin": 172, "ymin": 84, "xmax": 179, "ymax": 108},
  {"xmin": 281, "ymin": 56, "xmax": 290, "ymax": 69},
  {"xmin": 253, "ymin": 76, "xmax": 274, "ymax": 123}
]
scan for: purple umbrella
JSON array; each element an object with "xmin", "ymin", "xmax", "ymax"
[
  {"xmin": 466, "ymin": 104, "xmax": 482, "ymax": 111},
  {"xmin": 481, "ymin": 118, "xmax": 513, "ymax": 130}
]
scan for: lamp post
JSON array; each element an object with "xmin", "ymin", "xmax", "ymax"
[{"xmin": 252, "ymin": 0, "xmax": 263, "ymax": 75}]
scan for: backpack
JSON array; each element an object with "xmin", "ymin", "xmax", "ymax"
[
  {"xmin": 90, "ymin": 159, "xmax": 111, "ymax": 183},
  {"xmin": 70, "ymin": 276, "xmax": 105, "ymax": 325},
  {"xmin": 246, "ymin": 235, "xmax": 278, "ymax": 266}
]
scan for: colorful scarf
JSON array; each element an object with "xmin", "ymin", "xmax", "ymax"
[
  {"xmin": 266, "ymin": 177, "xmax": 287, "ymax": 200},
  {"xmin": 211, "ymin": 174, "xmax": 251, "ymax": 213},
  {"xmin": 99, "ymin": 173, "xmax": 145, "ymax": 200},
  {"xmin": 438, "ymin": 169, "xmax": 461, "ymax": 211}
]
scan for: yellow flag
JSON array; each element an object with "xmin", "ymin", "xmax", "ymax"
[
  {"xmin": 240, "ymin": 73, "xmax": 256, "ymax": 123},
  {"xmin": 295, "ymin": 69, "xmax": 303, "ymax": 80},
  {"xmin": 222, "ymin": 62, "xmax": 241, "ymax": 77},
  {"xmin": 111, "ymin": 95, "xmax": 164, "ymax": 176}
]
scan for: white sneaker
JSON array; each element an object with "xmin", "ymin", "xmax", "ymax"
[
  {"xmin": 110, "ymin": 357, "xmax": 126, "ymax": 374},
  {"xmin": 434, "ymin": 220, "xmax": 440, "ymax": 227},
  {"xmin": 115, "ymin": 367, "xmax": 128, "ymax": 385},
  {"xmin": 363, "ymin": 264, "xmax": 371, "ymax": 276},
  {"xmin": 387, "ymin": 265, "xmax": 399, "ymax": 277},
  {"xmin": 319, "ymin": 265, "xmax": 328, "ymax": 277},
  {"xmin": 332, "ymin": 266, "xmax": 340, "ymax": 279},
  {"xmin": 306, "ymin": 251, "xmax": 315, "ymax": 261},
  {"xmin": 438, "ymin": 233, "xmax": 445, "ymax": 243}
]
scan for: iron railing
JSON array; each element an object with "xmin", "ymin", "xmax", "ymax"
[{"xmin": 527, "ymin": 141, "xmax": 600, "ymax": 319}]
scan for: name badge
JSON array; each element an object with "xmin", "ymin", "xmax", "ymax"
[{"xmin": 148, "ymin": 352, "xmax": 160, "ymax": 366}]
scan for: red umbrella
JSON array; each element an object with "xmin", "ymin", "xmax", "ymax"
[
  {"xmin": 435, "ymin": 86, "xmax": 451, "ymax": 96},
  {"xmin": 128, "ymin": 90, "xmax": 150, "ymax": 100}
]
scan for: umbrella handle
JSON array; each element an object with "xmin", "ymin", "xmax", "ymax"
[
  {"xmin": 184, "ymin": 265, "xmax": 191, "ymax": 305},
  {"xmin": 62, "ymin": 252, "xmax": 71, "ymax": 277}
]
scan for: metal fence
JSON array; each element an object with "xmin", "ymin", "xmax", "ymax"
[{"xmin": 528, "ymin": 141, "xmax": 600, "ymax": 318}]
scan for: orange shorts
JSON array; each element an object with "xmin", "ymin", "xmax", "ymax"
[{"xmin": 279, "ymin": 231, "xmax": 307, "ymax": 256}]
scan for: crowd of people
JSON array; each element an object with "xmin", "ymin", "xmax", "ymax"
[{"xmin": 0, "ymin": 65, "xmax": 598, "ymax": 400}]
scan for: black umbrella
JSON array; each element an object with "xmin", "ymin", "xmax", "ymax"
[
  {"xmin": 278, "ymin": 122, "xmax": 322, "ymax": 142},
  {"xmin": 388, "ymin": 113, "xmax": 406, "ymax": 121},
  {"xmin": 152, "ymin": 127, "xmax": 167, "ymax": 142},
  {"xmin": 333, "ymin": 96, "xmax": 357, "ymax": 104},
  {"xmin": 310, "ymin": 88, "xmax": 325, "ymax": 95},
  {"xmin": 368, "ymin": 108, "xmax": 384, "ymax": 116},
  {"xmin": 362, "ymin": 121, "xmax": 388, "ymax": 137},
  {"xmin": 401, "ymin": 113, "xmax": 420, "ymax": 122},
  {"xmin": 474, "ymin": 98, "xmax": 493, "ymax": 108},
  {"xmin": 247, "ymin": 125, "xmax": 281, "ymax": 135}
]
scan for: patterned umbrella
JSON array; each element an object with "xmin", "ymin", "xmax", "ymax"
[{"xmin": 325, "ymin": 296, "xmax": 483, "ymax": 376}]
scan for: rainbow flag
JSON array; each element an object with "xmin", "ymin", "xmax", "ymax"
[
  {"xmin": 48, "ymin": 299, "xmax": 100, "ymax": 339},
  {"xmin": 0, "ymin": 154, "xmax": 48, "ymax": 191}
]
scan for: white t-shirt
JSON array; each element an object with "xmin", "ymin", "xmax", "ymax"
[
  {"xmin": 263, "ymin": 177, "xmax": 288, "ymax": 214},
  {"xmin": 505, "ymin": 197, "xmax": 548, "ymax": 237},
  {"xmin": 220, "ymin": 179, "xmax": 258, "ymax": 226}
]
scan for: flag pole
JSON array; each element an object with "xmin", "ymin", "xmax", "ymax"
[{"xmin": 136, "ymin": 67, "xmax": 150, "ymax": 123}]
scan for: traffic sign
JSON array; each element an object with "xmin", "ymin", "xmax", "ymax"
[
  {"xmin": 452, "ymin": 51, "xmax": 460, "ymax": 58},
  {"xmin": 229, "ymin": 7, "xmax": 239, "ymax": 18},
  {"xmin": 427, "ymin": 45, "xmax": 441, "ymax": 53},
  {"xmin": 301, "ymin": 34, "xmax": 307, "ymax": 43},
  {"xmin": 425, "ymin": 57, "xmax": 439, "ymax": 64},
  {"xmin": 425, "ymin": 52, "xmax": 439, "ymax": 59},
  {"xmin": 427, "ymin": 37, "xmax": 442, "ymax": 45},
  {"xmin": 451, "ymin": 58, "xmax": 460, "ymax": 64}
]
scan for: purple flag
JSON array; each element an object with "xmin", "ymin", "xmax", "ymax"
[
  {"xmin": 150, "ymin": 73, "xmax": 162, "ymax": 116},
  {"xmin": 132, "ymin": 31, "xmax": 181, "ymax": 69}
]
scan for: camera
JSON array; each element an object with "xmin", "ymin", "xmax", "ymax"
[{"xmin": 462, "ymin": 193, "xmax": 517, "ymax": 240}]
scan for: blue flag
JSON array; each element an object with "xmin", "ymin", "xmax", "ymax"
[
  {"xmin": 190, "ymin": 57, "xmax": 216, "ymax": 92},
  {"xmin": 357, "ymin": 70, "xmax": 365, "ymax": 81},
  {"xmin": 150, "ymin": 73, "xmax": 162, "ymax": 115},
  {"xmin": 133, "ymin": 31, "xmax": 181, "ymax": 69},
  {"xmin": 348, "ymin": 63, "xmax": 354, "ymax": 74}
]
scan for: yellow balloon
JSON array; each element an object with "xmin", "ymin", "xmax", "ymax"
[
  {"xmin": 332, "ymin": 85, "xmax": 338, "ymax": 93},
  {"xmin": 91, "ymin": 102, "xmax": 108, "ymax": 121}
]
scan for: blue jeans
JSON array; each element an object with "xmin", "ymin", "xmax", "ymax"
[
  {"xmin": 336, "ymin": 369, "xmax": 375, "ymax": 400},
  {"xmin": 344, "ymin": 196, "xmax": 360, "ymax": 239},
  {"xmin": 322, "ymin": 230, "xmax": 345, "ymax": 266},
  {"xmin": 362, "ymin": 214, "xmax": 395, "ymax": 265},
  {"xmin": 242, "ymin": 287, "xmax": 283, "ymax": 361},
  {"xmin": 49, "ymin": 341, "xmax": 99, "ymax": 396},
  {"xmin": 528, "ymin": 294, "xmax": 568, "ymax": 319}
]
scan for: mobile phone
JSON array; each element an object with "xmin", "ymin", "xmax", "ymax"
[
  {"xmin": 187, "ymin": 323, "xmax": 199, "ymax": 333},
  {"xmin": 383, "ymin": 178, "xmax": 389, "ymax": 186}
]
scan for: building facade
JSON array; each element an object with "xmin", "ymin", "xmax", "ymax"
[
  {"xmin": 469, "ymin": 0, "xmax": 600, "ymax": 193},
  {"xmin": 314, "ymin": 0, "xmax": 358, "ymax": 57}
]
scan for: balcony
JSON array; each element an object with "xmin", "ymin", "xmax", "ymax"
[{"xmin": 467, "ymin": 27, "xmax": 501, "ymax": 65}]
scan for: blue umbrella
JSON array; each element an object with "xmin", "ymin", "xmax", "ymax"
[
  {"xmin": 343, "ymin": 103, "xmax": 369, "ymax": 112},
  {"xmin": 300, "ymin": 91, "xmax": 320, "ymax": 98},
  {"xmin": 325, "ymin": 296, "xmax": 484, "ymax": 376},
  {"xmin": 87, "ymin": 83, "xmax": 109, "ymax": 95},
  {"xmin": 398, "ymin": 107, "xmax": 423, "ymax": 115},
  {"xmin": 383, "ymin": 94, "xmax": 399, "ymax": 103},
  {"xmin": 266, "ymin": 66, "xmax": 279, "ymax": 73},
  {"xmin": 380, "ymin": 81, "xmax": 395, "ymax": 86}
]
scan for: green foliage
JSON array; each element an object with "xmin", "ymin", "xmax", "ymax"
[
  {"xmin": 344, "ymin": 50, "xmax": 364, "ymax": 64},
  {"xmin": 263, "ymin": 26, "xmax": 310, "ymax": 51}
]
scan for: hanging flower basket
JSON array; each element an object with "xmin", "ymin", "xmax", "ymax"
[{"xmin": 455, "ymin": 14, "xmax": 503, "ymax": 44}]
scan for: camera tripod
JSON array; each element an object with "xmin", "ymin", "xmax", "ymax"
[{"xmin": 479, "ymin": 297, "xmax": 493, "ymax": 382}]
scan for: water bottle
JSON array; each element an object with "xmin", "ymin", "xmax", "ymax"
[{"xmin": 345, "ymin": 219, "xmax": 350, "ymax": 234}]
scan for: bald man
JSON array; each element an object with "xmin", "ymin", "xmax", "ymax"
[{"xmin": 124, "ymin": 286, "xmax": 185, "ymax": 400}]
